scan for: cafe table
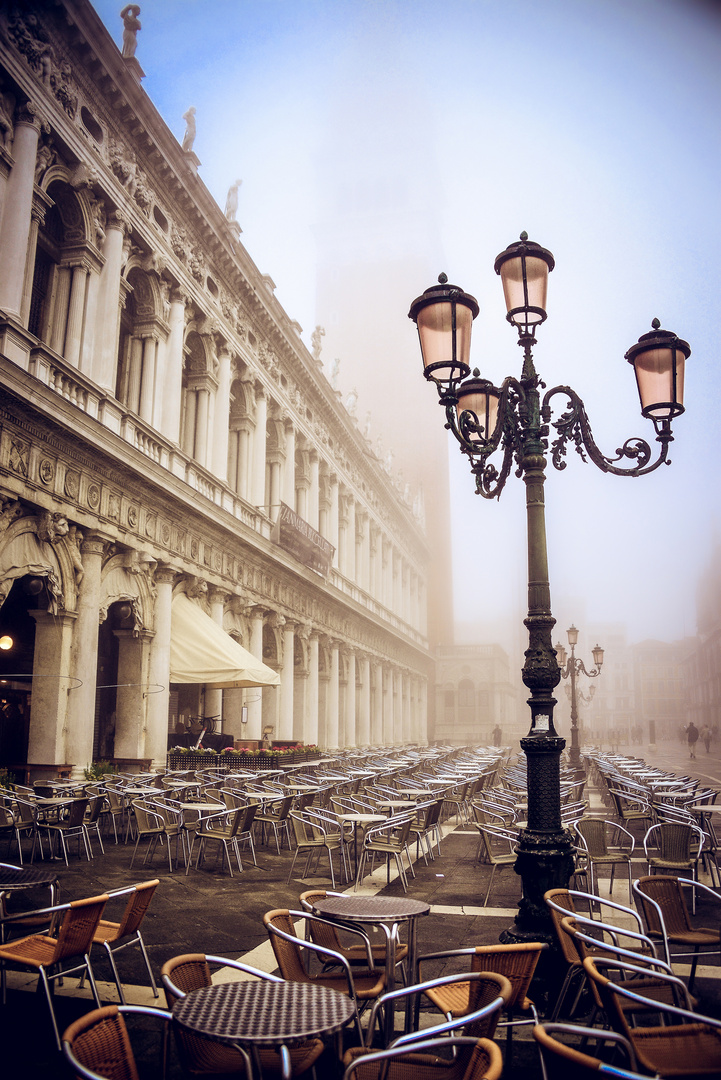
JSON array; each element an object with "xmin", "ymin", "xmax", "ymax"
[
  {"xmin": 335, "ymin": 813, "xmax": 385, "ymax": 873},
  {"xmin": 172, "ymin": 979, "xmax": 355, "ymax": 1079},
  {"xmin": 312, "ymin": 893, "xmax": 430, "ymax": 1045}
]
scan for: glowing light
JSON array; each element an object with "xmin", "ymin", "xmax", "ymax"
[{"xmin": 0, "ymin": 635, "xmax": 13, "ymax": 651}]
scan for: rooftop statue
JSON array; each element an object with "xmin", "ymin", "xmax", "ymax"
[
  {"xmin": 120, "ymin": 5, "xmax": 141, "ymax": 58},
  {"xmin": 182, "ymin": 106, "xmax": 196, "ymax": 152},
  {"xmin": 225, "ymin": 178, "xmax": 242, "ymax": 220}
]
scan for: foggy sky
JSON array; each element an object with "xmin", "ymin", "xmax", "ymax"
[{"xmin": 91, "ymin": 0, "xmax": 721, "ymax": 647}]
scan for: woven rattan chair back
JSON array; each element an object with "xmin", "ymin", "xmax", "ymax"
[
  {"xmin": 55, "ymin": 893, "xmax": 109, "ymax": 962},
  {"xmin": 469, "ymin": 942, "xmax": 545, "ymax": 1013},
  {"xmin": 62, "ymin": 1004, "xmax": 141, "ymax": 1080},
  {"xmin": 634, "ymin": 874, "xmax": 690, "ymax": 936},
  {"xmin": 543, "ymin": 890, "xmax": 580, "ymax": 966},
  {"xmin": 110, "ymin": 879, "xmax": 159, "ymax": 939},
  {"xmin": 575, "ymin": 818, "xmax": 608, "ymax": 857},
  {"xmin": 264, "ymin": 908, "xmax": 310, "ymax": 981}
]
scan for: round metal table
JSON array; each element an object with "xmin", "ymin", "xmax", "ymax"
[
  {"xmin": 172, "ymin": 980, "xmax": 355, "ymax": 1078},
  {"xmin": 313, "ymin": 894, "xmax": 430, "ymax": 1044}
]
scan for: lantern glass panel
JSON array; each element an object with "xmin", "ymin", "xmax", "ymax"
[
  {"xmin": 456, "ymin": 385, "xmax": 499, "ymax": 442},
  {"xmin": 566, "ymin": 625, "xmax": 579, "ymax": 646},
  {"xmin": 417, "ymin": 301, "xmax": 473, "ymax": 382},
  {"xmin": 633, "ymin": 345, "xmax": 685, "ymax": 417},
  {"xmin": 500, "ymin": 255, "xmax": 549, "ymax": 324}
]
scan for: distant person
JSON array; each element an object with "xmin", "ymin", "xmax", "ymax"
[
  {"xmin": 492, "ymin": 724, "xmax": 502, "ymax": 747},
  {"xmin": 701, "ymin": 724, "xmax": 712, "ymax": 754},
  {"xmin": 686, "ymin": 721, "xmax": 699, "ymax": 759}
]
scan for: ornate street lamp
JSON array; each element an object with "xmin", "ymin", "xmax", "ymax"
[
  {"xmin": 409, "ymin": 233, "xmax": 689, "ymax": 942},
  {"xmin": 555, "ymin": 626, "xmax": 604, "ymax": 771}
]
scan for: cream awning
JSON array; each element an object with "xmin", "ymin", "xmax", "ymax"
[{"xmin": 170, "ymin": 593, "xmax": 280, "ymax": 689}]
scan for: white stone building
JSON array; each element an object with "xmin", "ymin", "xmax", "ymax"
[{"xmin": 0, "ymin": 0, "xmax": 431, "ymax": 780}]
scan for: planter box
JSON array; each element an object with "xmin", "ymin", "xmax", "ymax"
[{"xmin": 166, "ymin": 752, "xmax": 295, "ymax": 771}]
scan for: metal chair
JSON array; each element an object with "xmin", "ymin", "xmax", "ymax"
[
  {"xmin": 263, "ymin": 907, "xmax": 385, "ymax": 1041},
  {"xmin": 355, "ymin": 813, "xmax": 415, "ymax": 893},
  {"xmin": 0, "ymin": 892, "xmax": 108, "ymax": 1049},
  {"xmin": 42, "ymin": 797, "xmax": 91, "ymax": 865},
  {"xmin": 62, "ymin": 1003, "xmax": 171, "ymax": 1080},
  {"xmin": 299, "ymin": 888, "xmax": 409, "ymax": 979},
  {"xmin": 342, "ymin": 1034, "xmax": 503, "ymax": 1080},
  {"xmin": 474, "ymin": 824, "xmax": 518, "ymax": 906},
  {"xmin": 161, "ymin": 952, "xmax": 324, "ymax": 1078},
  {"xmin": 288, "ymin": 810, "xmax": 348, "ymax": 887},
  {"xmin": 574, "ymin": 817, "xmax": 635, "ymax": 902},
  {"xmin": 642, "ymin": 823, "xmax": 704, "ymax": 902},
  {"xmin": 533, "ymin": 1022, "xmax": 645, "ymax": 1080},
  {"xmin": 417, "ymin": 942, "xmax": 546, "ymax": 1064},
  {"xmin": 130, "ymin": 799, "xmax": 169, "ymax": 871},
  {"xmin": 255, "ymin": 794, "xmax": 294, "ymax": 853},
  {"xmin": 192, "ymin": 807, "xmax": 246, "ymax": 877},
  {"xmin": 633, "ymin": 875, "xmax": 721, "ymax": 991},
  {"xmin": 583, "ymin": 955, "xmax": 721, "ymax": 1078},
  {"xmin": 89, "ymin": 880, "xmax": 160, "ymax": 1003}
]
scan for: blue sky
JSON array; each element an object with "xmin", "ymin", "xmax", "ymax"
[{"xmin": 91, "ymin": 0, "xmax": 721, "ymax": 646}]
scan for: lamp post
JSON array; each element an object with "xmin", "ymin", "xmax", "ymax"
[
  {"xmin": 409, "ymin": 233, "xmax": 689, "ymax": 941},
  {"xmin": 555, "ymin": 627, "xmax": 604, "ymax": 772}
]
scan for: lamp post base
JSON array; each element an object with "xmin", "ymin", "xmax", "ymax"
[{"xmin": 500, "ymin": 829, "xmax": 576, "ymax": 947}]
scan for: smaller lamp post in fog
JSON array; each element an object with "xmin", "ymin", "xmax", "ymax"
[
  {"xmin": 409, "ymin": 233, "xmax": 689, "ymax": 941},
  {"xmin": 555, "ymin": 627, "xmax": 604, "ymax": 771}
]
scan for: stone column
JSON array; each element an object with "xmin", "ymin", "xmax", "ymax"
[
  {"xmin": 361, "ymin": 514, "xmax": 371, "ymax": 592},
  {"xmin": 305, "ymin": 632, "xmax": 319, "ymax": 747},
  {"xmin": 26, "ymin": 610, "xmax": 75, "ymax": 768},
  {"xmin": 358, "ymin": 655, "xmax": 371, "ymax": 747},
  {"xmin": 212, "ymin": 347, "xmax": 231, "ymax": 481},
  {"xmin": 20, "ymin": 190, "xmax": 52, "ymax": 326},
  {"xmin": 194, "ymin": 386, "xmax": 210, "ymax": 466},
  {"xmin": 268, "ymin": 458, "xmax": 281, "ymax": 522},
  {"xmin": 49, "ymin": 266, "xmax": 71, "ymax": 354},
  {"xmin": 61, "ymin": 260, "xmax": 89, "ymax": 366},
  {"xmin": 278, "ymin": 621, "xmax": 295, "ymax": 741},
  {"xmin": 139, "ymin": 335, "xmax": 158, "ymax": 424},
  {"xmin": 345, "ymin": 498, "xmax": 356, "ymax": 581},
  {"xmin": 94, "ymin": 211, "xmax": 127, "ymax": 390},
  {"xmin": 0, "ymin": 104, "xmax": 40, "ymax": 318},
  {"xmin": 343, "ymin": 649, "xmax": 356, "ymax": 749},
  {"xmin": 127, "ymin": 336, "xmax": 143, "ymax": 414},
  {"xmin": 283, "ymin": 420, "xmax": 296, "ymax": 510},
  {"xmin": 181, "ymin": 388, "xmax": 197, "ymax": 457},
  {"xmin": 383, "ymin": 666, "xmax": 394, "ymax": 745},
  {"xmin": 113, "ymin": 629, "xmax": 151, "ymax": 761},
  {"xmin": 247, "ymin": 607, "xmax": 265, "ymax": 739},
  {"xmin": 67, "ymin": 534, "xmax": 106, "ymax": 778},
  {"xmin": 205, "ymin": 588, "xmax": 226, "ymax": 727},
  {"xmin": 402, "ymin": 673, "xmax": 411, "ymax": 744},
  {"xmin": 309, "ymin": 451, "xmax": 320, "ymax": 531},
  {"xmin": 326, "ymin": 641, "xmax": 340, "ymax": 750},
  {"xmin": 372, "ymin": 662, "xmax": 384, "ymax": 746},
  {"xmin": 161, "ymin": 288, "xmax": 187, "ymax": 441},
  {"xmin": 251, "ymin": 388, "xmax": 267, "ymax": 509},
  {"xmin": 329, "ymin": 474, "xmax": 339, "ymax": 569},
  {"xmin": 146, "ymin": 566, "xmax": 175, "ymax": 770}
]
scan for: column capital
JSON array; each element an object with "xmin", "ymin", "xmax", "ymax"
[
  {"xmin": 154, "ymin": 565, "xmax": 177, "ymax": 586},
  {"xmin": 208, "ymin": 586, "xmax": 229, "ymax": 606},
  {"xmin": 16, "ymin": 101, "xmax": 41, "ymax": 131},
  {"xmin": 79, "ymin": 534, "xmax": 108, "ymax": 559}
]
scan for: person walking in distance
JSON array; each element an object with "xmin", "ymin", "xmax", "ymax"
[
  {"xmin": 700, "ymin": 724, "xmax": 712, "ymax": 754},
  {"xmin": 686, "ymin": 721, "xmax": 699, "ymax": 759}
]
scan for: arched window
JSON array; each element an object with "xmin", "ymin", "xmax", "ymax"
[
  {"xmin": 28, "ymin": 181, "xmax": 92, "ymax": 364},
  {"xmin": 116, "ymin": 267, "xmax": 162, "ymax": 422},
  {"xmin": 179, "ymin": 330, "xmax": 215, "ymax": 466}
]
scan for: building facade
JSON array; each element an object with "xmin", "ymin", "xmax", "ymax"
[{"xmin": 0, "ymin": 0, "xmax": 431, "ymax": 780}]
